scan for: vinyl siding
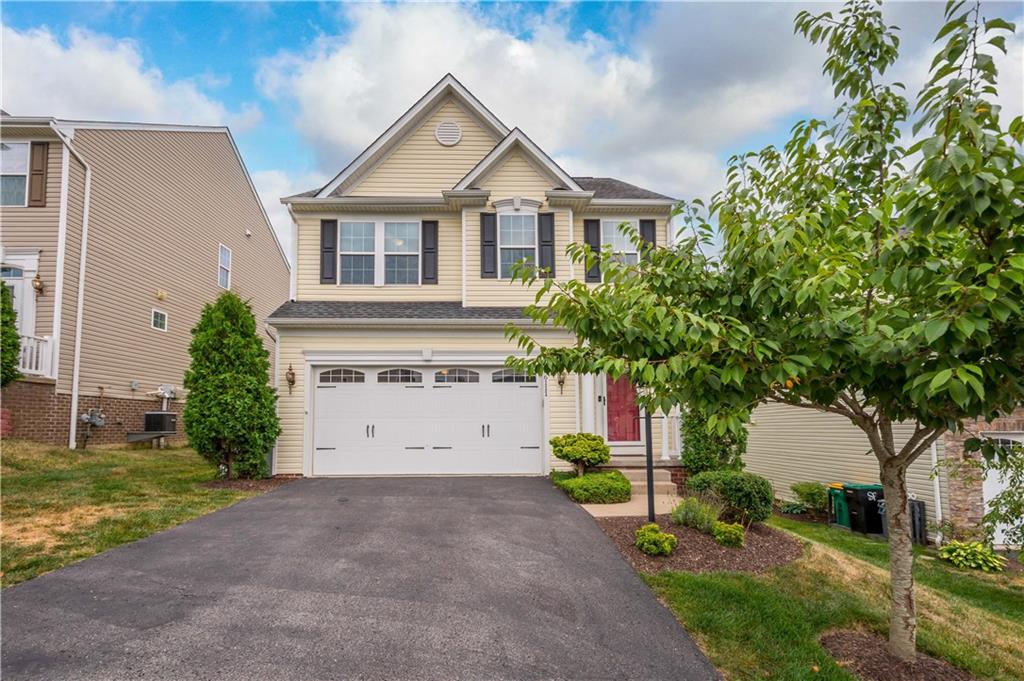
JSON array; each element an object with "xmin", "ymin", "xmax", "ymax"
[
  {"xmin": 477, "ymin": 148, "xmax": 556, "ymax": 201},
  {"xmin": 66, "ymin": 128, "xmax": 289, "ymax": 402},
  {"xmin": 294, "ymin": 212, "xmax": 461, "ymax": 302},
  {"xmin": 55, "ymin": 154, "xmax": 87, "ymax": 393},
  {"xmin": 274, "ymin": 326, "xmax": 574, "ymax": 475},
  {"xmin": 348, "ymin": 98, "xmax": 501, "ymax": 196},
  {"xmin": 746, "ymin": 402, "xmax": 950, "ymax": 525},
  {"xmin": 0, "ymin": 136, "xmax": 63, "ymax": 337}
]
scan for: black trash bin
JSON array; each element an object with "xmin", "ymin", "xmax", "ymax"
[
  {"xmin": 880, "ymin": 499, "xmax": 929, "ymax": 545},
  {"xmin": 843, "ymin": 483, "xmax": 885, "ymax": 535}
]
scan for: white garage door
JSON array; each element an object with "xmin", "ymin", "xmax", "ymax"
[{"xmin": 312, "ymin": 366, "xmax": 544, "ymax": 475}]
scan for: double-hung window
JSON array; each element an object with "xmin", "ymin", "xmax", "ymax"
[
  {"xmin": 498, "ymin": 213, "xmax": 537, "ymax": 279},
  {"xmin": 601, "ymin": 219, "xmax": 640, "ymax": 265},
  {"xmin": 218, "ymin": 244, "xmax": 232, "ymax": 289},
  {"xmin": 339, "ymin": 222, "xmax": 376, "ymax": 284},
  {"xmin": 0, "ymin": 142, "xmax": 29, "ymax": 207},
  {"xmin": 338, "ymin": 220, "xmax": 421, "ymax": 286}
]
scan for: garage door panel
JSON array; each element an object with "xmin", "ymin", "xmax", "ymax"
[{"xmin": 311, "ymin": 365, "xmax": 544, "ymax": 476}]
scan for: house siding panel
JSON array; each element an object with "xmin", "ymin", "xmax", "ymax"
[
  {"xmin": 56, "ymin": 154, "xmax": 88, "ymax": 393},
  {"xmin": 745, "ymin": 402, "xmax": 950, "ymax": 525},
  {"xmin": 348, "ymin": 98, "xmax": 501, "ymax": 197},
  {"xmin": 66, "ymin": 128, "xmax": 289, "ymax": 403}
]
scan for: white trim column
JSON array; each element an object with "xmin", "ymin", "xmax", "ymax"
[{"xmin": 581, "ymin": 373, "xmax": 596, "ymax": 433}]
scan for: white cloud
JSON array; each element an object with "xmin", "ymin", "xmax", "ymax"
[
  {"xmin": 257, "ymin": 3, "xmax": 830, "ymax": 202},
  {"xmin": 0, "ymin": 24, "xmax": 261, "ymax": 130},
  {"xmin": 251, "ymin": 169, "xmax": 327, "ymax": 263}
]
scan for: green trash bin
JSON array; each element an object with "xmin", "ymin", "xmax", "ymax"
[{"xmin": 829, "ymin": 484, "xmax": 851, "ymax": 529}]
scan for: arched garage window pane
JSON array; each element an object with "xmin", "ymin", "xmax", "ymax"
[
  {"xmin": 492, "ymin": 369, "xmax": 536, "ymax": 383},
  {"xmin": 320, "ymin": 368, "xmax": 364, "ymax": 384},
  {"xmin": 378, "ymin": 368, "xmax": 422, "ymax": 383},
  {"xmin": 435, "ymin": 368, "xmax": 479, "ymax": 383}
]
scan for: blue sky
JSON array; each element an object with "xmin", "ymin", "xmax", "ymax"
[{"xmin": 2, "ymin": 2, "xmax": 1020, "ymax": 251}]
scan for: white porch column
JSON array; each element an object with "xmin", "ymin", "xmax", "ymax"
[
  {"xmin": 660, "ymin": 409, "xmax": 671, "ymax": 460},
  {"xmin": 581, "ymin": 374, "xmax": 596, "ymax": 433}
]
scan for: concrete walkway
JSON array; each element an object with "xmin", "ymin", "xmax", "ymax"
[{"xmin": 2, "ymin": 477, "xmax": 719, "ymax": 681}]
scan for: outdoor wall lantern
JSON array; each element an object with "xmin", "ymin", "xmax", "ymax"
[
  {"xmin": 285, "ymin": 364, "xmax": 296, "ymax": 394},
  {"xmin": 557, "ymin": 372, "xmax": 567, "ymax": 394},
  {"xmin": 31, "ymin": 272, "xmax": 44, "ymax": 295}
]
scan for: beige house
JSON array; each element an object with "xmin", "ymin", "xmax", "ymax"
[
  {"xmin": 272, "ymin": 74, "xmax": 679, "ymax": 477},
  {"xmin": 0, "ymin": 115, "xmax": 290, "ymax": 447}
]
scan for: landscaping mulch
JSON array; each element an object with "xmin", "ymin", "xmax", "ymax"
[
  {"xmin": 821, "ymin": 631, "xmax": 977, "ymax": 681},
  {"xmin": 198, "ymin": 478, "xmax": 293, "ymax": 492},
  {"xmin": 594, "ymin": 514, "xmax": 803, "ymax": 574},
  {"xmin": 773, "ymin": 506, "xmax": 827, "ymax": 524}
]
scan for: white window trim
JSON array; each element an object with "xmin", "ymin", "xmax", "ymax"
[
  {"xmin": 600, "ymin": 217, "xmax": 641, "ymax": 264},
  {"xmin": 496, "ymin": 205, "xmax": 538, "ymax": 280},
  {"xmin": 1, "ymin": 142, "xmax": 31, "ymax": 208},
  {"xmin": 336, "ymin": 217, "xmax": 422, "ymax": 288},
  {"xmin": 218, "ymin": 243, "xmax": 232, "ymax": 289},
  {"xmin": 151, "ymin": 308, "xmax": 168, "ymax": 332}
]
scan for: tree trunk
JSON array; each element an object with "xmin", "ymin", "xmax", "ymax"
[
  {"xmin": 226, "ymin": 449, "xmax": 234, "ymax": 480},
  {"xmin": 879, "ymin": 458, "xmax": 917, "ymax": 663},
  {"xmin": 576, "ymin": 462, "xmax": 585, "ymax": 477}
]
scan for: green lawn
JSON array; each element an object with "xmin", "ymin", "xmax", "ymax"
[
  {"xmin": 646, "ymin": 524, "xmax": 1024, "ymax": 681},
  {"xmin": 1, "ymin": 440, "xmax": 261, "ymax": 587}
]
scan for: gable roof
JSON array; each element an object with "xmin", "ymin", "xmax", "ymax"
[
  {"xmin": 453, "ymin": 128, "xmax": 583, "ymax": 192},
  {"xmin": 315, "ymin": 74, "xmax": 510, "ymax": 199},
  {"xmin": 268, "ymin": 300, "xmax": 526, "ymax": 325}
]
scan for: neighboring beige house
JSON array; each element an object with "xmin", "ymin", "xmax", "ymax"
[
  {"xmin": 747, "ymin": 403, "xmax": 1023, "ymax": 546},
  {"xmin": 0, "ymin": 115, "xmax": 290, "ymax": 447},
  {"xmin": 271, "ymin": 74, "xmax": 680, "ymax": 477}
]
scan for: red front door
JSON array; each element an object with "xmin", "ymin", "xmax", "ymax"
[{"xmin": 606, "ymin": 375, "xmax": 641, "ymax": 442}]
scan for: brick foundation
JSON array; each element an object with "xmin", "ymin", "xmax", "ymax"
[
  {"xmin": 942, "ymin": 407, "xmax": 1024, "ymax": 532},
  {"xmin": 0, "ymin": 377, "xmax": 184, "ymax": 448}
]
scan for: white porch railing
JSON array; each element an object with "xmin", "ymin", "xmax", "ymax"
[{"xmin": 18, "ymin": 334, "xmax": 52, "ymax": 377}]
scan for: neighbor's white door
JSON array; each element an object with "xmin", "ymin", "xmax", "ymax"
[
  {"xmin": 984, "ymin": 435, "xmax": 1021, "ymax": 547},
  {"xmin": 311, "ymin": 366, "xmax": 544, "ymax": 475}
]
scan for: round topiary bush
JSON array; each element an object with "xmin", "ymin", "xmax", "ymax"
[{"xmin": 549, "ymin": 432, "xmax": 611, "ymax": 476}]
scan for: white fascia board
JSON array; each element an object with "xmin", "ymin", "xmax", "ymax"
[
  {"xmin": 285, "ymin": 196, "xmax": 449, "ymax": 206},
  {"xmin": 315, "ymin": 74, "xmax": 510, "ymax": 199},
  {"xmin": 54, "ymin": 119, "xmax": 229, "ymax": 135},
  {"xmin": 453, "ymin": 129, "xmax": 582, "ymax": 192},
  {"xmin": 303, "ymin": 350, "xmax": 532, "ymax": 366}
]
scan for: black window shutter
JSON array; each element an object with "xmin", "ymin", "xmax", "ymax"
[
  {"xmin": 421, "ymin": 220, "xmax": 438, "ymax": 284},
  {"xmin": 28, "ymin": 142, "xmax": 48, "ymax": 207},
  {"xmin": 583, "ymin": 219, "xmax": 601, "ymax": 282},
  {"xmin": 320, "ymin": 219, "xmax": 337, "ymax": 284},
  {"xmin": 537, "ymin": 213, "xmax": 556, "ymax": 278},
  {"xmin": 639, "ymin": 219, "xmax": 657, "ymax": 256},
  {"xmin": 480, "ymin": 213, "xmax": 497, "ymax": 279}
]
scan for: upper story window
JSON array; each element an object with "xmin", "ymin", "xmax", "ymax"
[
  {"xmin": 218, "ymin": 244, "xmax": 232, "ymax": 289},
  {"xmin": 499, "ymin": 213, "xmax": 537, "ymax": 279},
  {"xmin": 151, "ymin": 309, "xmax": 168, "ymax": 331},
  {"xmin": 337, "ymin": 220, "xmax": 421, "ymax": 286},
  {"xmin": 340, "ymin": 222, "xmax": 375, "ymax": 285},
  {"xmin": 0, "ymin": 142, "xmax": 29, "ymax": 207},
  {"xmin": 601, "ymin": 219, "xmax": 640, "ymax": 265},
  {"xmin": 384, "ymin": 222, "xmax": 420, "ymax": 284}
]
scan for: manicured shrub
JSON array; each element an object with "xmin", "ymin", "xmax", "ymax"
[
  {"xmin": 183, "ymin": 292, "xmax": 279, "ymax": 479},
  {"xmin": 635, "ymin": 523, "xmax": 677, "ymax": 556},
  {"xmin": 779, "ymin": 500, "xmax": 807, "ymax": 515},
  {"xmin": 552, "ymin": 470, "xmax": 630, "ymax": 503},
  {"xmin": 1, "ymin": 284, "xmax": 20, "ymax": 388},
  {"xmin": 712, "ymin": 521, "xmax": 745, "ymax": 548},
  {"xmin": 680, "ymin": 408, "xmax": 746, "ymax": 475},
  {"xmin": 790, "ymin": 481, "xmax": 828, "ymax": 513},
  {"xmin": 670, "ymin": 496, "xmax": 722, "ymax": 534},
  {"xmin": 938, "ymin": 541, "xmax": 1007, "ymax": 572},
  {"xmin": 688, "ymin": 470, "xmax": 774, "ymax": 525},
  {"xmin": 549, "ymin": 433, "xmax": 611, "ymax": 476}
]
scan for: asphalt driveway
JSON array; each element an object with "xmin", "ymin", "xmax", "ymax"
[{"xmin": 2, "ymin": 477, "xmax": 718, "ymax": 680}]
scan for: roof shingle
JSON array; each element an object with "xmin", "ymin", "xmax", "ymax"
[
  {"xmin": 269, "ymin": 300, "xmax": 526, "ymax": 321},
  {"xmin": 571, "ymin": 177, "xmax": 675, "ymax": 201}
]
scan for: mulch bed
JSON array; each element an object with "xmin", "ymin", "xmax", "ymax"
[
  {"xmin": 198, "ymin": 478, "xmax": 294, "ymax": 492},
  {"xmin": 594, "ymin": 514, "xmax": 803, "ymax": 574},
  {"xmin": 821, "ymin": 631, "xmax": 977, "ymax": 681},
  {"xmin": 773, "ymin": 505, "xmax": 828, "ymax": 524}
]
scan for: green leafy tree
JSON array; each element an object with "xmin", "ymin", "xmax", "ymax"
[
  {"xmin": 508, "ymin": 0, "xmax": 1022, "ymax": 661},
  {"xmin": 1, "ymin": 285, "xmax": 21, "ymax": 388},
  {"xmin": 184, "ymin": 291, "xmax": 279, "ymax": 479},
  {"xmin": 681, "ymin": 407, "xmax": 746, "ymax": 474}
]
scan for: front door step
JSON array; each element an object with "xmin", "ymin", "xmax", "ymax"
[{"xmin": 614, "ymin": 468, "xmax": 678, "ymax": 496}]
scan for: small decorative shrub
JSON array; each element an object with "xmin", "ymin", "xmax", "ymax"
[
  {"xmin": 938, "ymin": 541, "xmax": 1007, "ymax": 572},
  {"xmin": 790, "ymin": 481, "xmax": 828, "ymax": 513},
  {"xmin": 549, "ymin": 432, "xmax": 611, "ymax": 476},
  {"xmin": 780, "ymin": 500, "xmax": 807, "ymax": 515},
  {"xmin": 712, "ymin": 521, "xmax": 745, "ymax": 548},
  {"xmin": 670, "ymin": 496, "xmax": 722, "ymax": 534},
  {"xmin": 635, "ymin": 523, "xmax": 678, "ymax": 556},
  {"xmin": 1, "ymin": 284, "xmax": 20, "ymax": 388},
  {"xmin": 688, "ymin": 470, "xmax": 774, "ymax": 525},
  {"xmin": 680, "ymin": 408, "xmax": 746, "ymax": 475},
  {"xmin": 552, "ymin": 470, "xmax": 630, "ymax": 503}
]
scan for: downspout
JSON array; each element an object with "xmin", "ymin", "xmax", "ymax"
[
  {"xmin": 931, "ymin": 439, "xmax": 944, "ymax": 546},
  {"xmin": 50, "ymin": 122, "xmax": 92, "ymax": 449}
]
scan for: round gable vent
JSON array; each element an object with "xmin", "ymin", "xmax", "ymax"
[{"xmin": 435, "ymin": 120, "xmax": 462, "ymax": 146}]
